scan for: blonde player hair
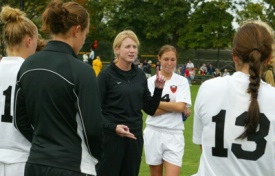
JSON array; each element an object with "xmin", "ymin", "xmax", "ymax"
[
  {"xmin": 1, "ymin": 5, "xmax": 38, "ymax": 54},
  {"xmin": 112, "ymin": 30, "xmax": 140, "ymax": 63}
]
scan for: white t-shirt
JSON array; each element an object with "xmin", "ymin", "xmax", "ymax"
[
  {"xmin": 193, "ymin": 71, "xmax": 275, "ymax": 176},
  {"xmin": 89, "ymin": 50, "xmax": 94, "ymax": 60},
  {"xmin": 146, "ymin": 73, "xmax": 191, "ymax": 130},
  {"xmin": 186, "ymin": 62, "xmax": 194, "ymax": 69},
  {"xmin": 0, "ymin": 57, "xmax": 31, "ymax": 164},
  {"xmin": 83, "ymin": 54, "xmax": 88, "ymax": 62}
]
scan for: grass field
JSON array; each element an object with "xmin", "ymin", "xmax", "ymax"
[{"xmin": 139, "ymin": 85, "xmax": 201, "ymax": 176}]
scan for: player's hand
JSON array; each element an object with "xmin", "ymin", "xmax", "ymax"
[
  {"xmin": 183, "ymin": 107, "xmax": 191, "ymax": 117},
  {"xmin": 115, "ymin": 125, "xmax": 137, "ymax": 140},
  {"xmin": 155, "ymin": 66, "xmax": 165, "ymax": 88}
]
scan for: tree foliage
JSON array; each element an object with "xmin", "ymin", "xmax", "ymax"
[
  {"xmin": 99, "ymin": 0, "xmax": 191, "ymax": 53},
  {"xmin": 235, "ymin": 1, "xmax": 266, "ymax": 25},
  {"xmin": 181, "ymin": 1, "xmax": 234, "ymax": 49},
  {"xmin": 263, "ymin": 0, "xmax": 275, "ymax": 29},
  {"xmin": 1, "ymin": 0, "xmax": 274, "ymax": 57}
]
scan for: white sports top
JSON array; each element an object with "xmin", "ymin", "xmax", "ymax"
[
  {"xmin": 193, "ymin": 71, "xmax": 275, "ymax": 176},
  {"xmin": 0, "ymin": 57, "xmax": 31, "ymax": 163},
  {"xmin": 146, "ymin": 73, "xmax": 191, "ymax": 131}
]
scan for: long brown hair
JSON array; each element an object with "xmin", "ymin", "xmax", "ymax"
[{"xmin": 232, "ymin": 21, "xmax": 273, "ymax": 139}]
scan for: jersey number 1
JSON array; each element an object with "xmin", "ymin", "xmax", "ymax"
[
  {"xmin": 212, "ymin": 110, "xmax": 270, "ymax": 161},
  {"xmin": 1, "ymin": 86, "xmax": 12, "ymax": 123}
]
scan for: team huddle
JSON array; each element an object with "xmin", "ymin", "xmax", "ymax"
[{"xmin": 1, "ymin": 0, "xmax": 275, "ymax": 176}]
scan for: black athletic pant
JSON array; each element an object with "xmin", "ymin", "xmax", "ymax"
[
  {"xmin": 96, "ymin": 133, "xmax": 143, "ymax": 176},
  {"xmin": 25, "ymin": 163, "xmax": 94, "ymax": 176}
]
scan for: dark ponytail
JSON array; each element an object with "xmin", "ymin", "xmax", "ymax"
[{"xmin": 232, "ymin": 22, "xmax": 273, "ymax": 139}]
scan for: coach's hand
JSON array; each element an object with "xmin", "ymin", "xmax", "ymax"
[
  {"xmin": 116, "ymin": 125, "xmax": 137, "ymax": 140},
  {"xmin": 155, "ymin": 65, "xmax": 166, "ymax": 89}
]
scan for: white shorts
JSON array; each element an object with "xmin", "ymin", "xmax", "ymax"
[
  {"xmin": 143, "ymin": 125, "xmax": 184, "ymax": 167},
  {"xmin": 0, "ymin": 162, "xmax": 26, "ymax": 176}
]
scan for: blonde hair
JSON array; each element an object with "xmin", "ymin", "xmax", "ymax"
[
  {"xmin": 263, "ymin": 57, "xmax": 275, "ymax": 87},
  {"xmin": 252, "ymin": 20, "xmax": 275, "ymax": 87},
  {"xmin": 112, "ymin": 30, "xmax": 140, "ymax": 63},
  {"xmin": 1, "ymin": 5, "xmax": 37, "ymax": 51}
]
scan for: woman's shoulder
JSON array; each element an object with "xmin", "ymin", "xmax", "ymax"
[{"xmin": 200, "ymin": 76, "xmax": 227, "ymax": 89}]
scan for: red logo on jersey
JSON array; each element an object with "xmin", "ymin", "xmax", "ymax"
[{"xmin": 170, "ymin": 85, "xmax": 177, "ymax": 93}]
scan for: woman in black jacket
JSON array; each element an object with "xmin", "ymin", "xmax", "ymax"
[
  {"xmin": 96, "ymin": 30, "xmax": 165, "ymax": 176},
  {"xmin": 14, "ymin": 1, "xmax": 103, "ymax": 175}
]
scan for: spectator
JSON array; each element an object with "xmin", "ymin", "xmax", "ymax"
[
  {"xmin": 222, "ymin": 69, "xmax": 230, "ymax": 77},
  {"xmin": 96, "ymin": 30, "xmax": 165, "ymax": 176},
  {"xmin": 144, "ymin": 45, "xmax": 191, "ymax": 176},
  {"xmin": 213, "ymin": 68, "xmax": 221, "ymax": 78},
  {"xmin": 193, "ymin": 20, "xmax": 275, "ymax": 176},
  {"xmin": 93, "ymin": 55, "xmax": 103, "ymax": 76},
  {"xmin": 88, "ymin": 48, "xmax": 95, "ymax": 65},
  {"xmin": 186, "ymin": 60, "xmax": 194, "ymax": 69},
  {"xmin": 14, "ymin": 1, "xmax": 103, "ymax": 175},
  {"xmin": 177, "ymin": 66, "xmax": 182, "ymax": 75},
  {"xmin": 141, "ymin": 59, "xmax": 147, "ymax": 72},
  {"xmin": 0, "ymin": 5, "xmax": 38, "ymax": 176},
  {"xmin": 207, "ymin": 64, "xmax": 215, "ymax": 75},
  {"xmin": 82, "ymin": 53, "xmax": 89, "ymax": 64},
  {"xmin": 199, "ymin": 63, "xmax": 207, "ymax": 75},
  {"xmin": 133, "ymin": 56, "xmax": 141, "ymax": 66},
  {"xmin": 184, "ymin": 67, "xmax": 191, "ymax": 85},
  {"xmin": 189, "ymin": 67, "xmax": 196, "ymax": 83},
  {"xmin": 144, "ymin": 60, "xmax": 152, "ymax": 78}
]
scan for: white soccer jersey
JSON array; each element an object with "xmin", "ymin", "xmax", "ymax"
[
  {"xmin": 146, "ymin": 73, "xmax": 191, "ymax": 130},
  {"xmin": 193, "ymin": 71, "xmax": 275, "ymax": 176},
  {"xmin": 0, "ymin": 57, "xmax": 31, "ymax": 163}
]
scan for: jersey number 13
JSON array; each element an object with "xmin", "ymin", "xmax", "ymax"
[{"xmin": 212, "ymin": 110, "xmax": 270, "ymax": 161}]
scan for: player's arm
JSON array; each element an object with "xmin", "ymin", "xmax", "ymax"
[
  {"xmin": 158, "ymin": 101, "xmax": 186, "ymax": 112},
  {"xmin": 14, "ymin": 79, "xmax": 33, "ymax": 142},
  {"xmin": 156, "ymin": 77, "xmax": 191, "ymax": 114},
  {"xmin": 77, "ymin": 66, "xmax": 103, "ymax": 160},
  {"xmin": 193, "ymin": 83, "xmax": 205, "ymax": 147},
  {"xmin": 153, "ymin": 108, "xmax": 168, "ymax": 116}
]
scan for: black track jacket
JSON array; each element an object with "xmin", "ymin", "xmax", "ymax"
[
  {"xmin": 97, "ymin": 62, "xmax": 163, "ymax": 136},
  {"xmin": 14, "ymin": 41, "xmax": 103, "ymax": 175}
]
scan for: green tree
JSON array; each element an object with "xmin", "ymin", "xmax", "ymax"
[
  {"xmin": 263, "ymin": 0, "xmax": 275, "ymax": 29},
  {"xmin": 101, "ymin": 0, "xmax": 191, "ymax": 53},
  {"xmin": 181, "ymin": 1, "xmax": 234, "ymax": 49},
  {"xmin": 235, "ymin": 1, "xmax": 266, "ymax": 25}
]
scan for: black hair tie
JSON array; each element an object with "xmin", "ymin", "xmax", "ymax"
[{"xmin": 252, "ymin": 48, "xmax": 260, "ymax": 52}]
